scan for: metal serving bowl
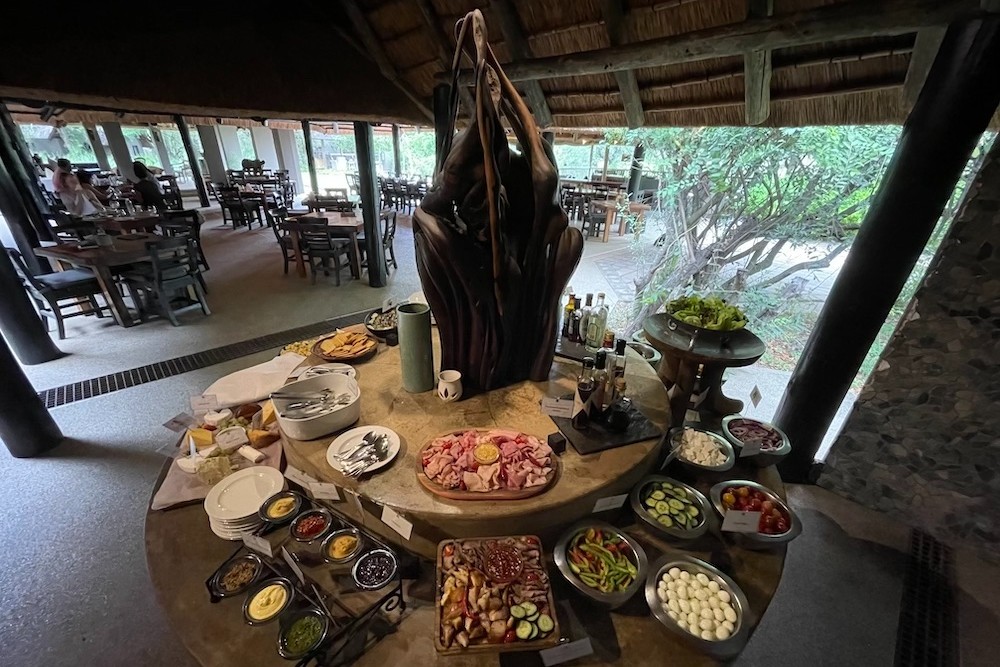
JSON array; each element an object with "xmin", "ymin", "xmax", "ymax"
[
  {"xmin": 364, "ymin": 308, "xmax": 397, "ymax": 340},
  {"xmin": 276, "ymin": 607, "xmax": 331, "ymax": 660},
  {"xmin": 289, "ymin": 508, "xmax": 335, "ymax": 543},
  {"xmin": 259, "ymin": 491, "xmax": 305, "ymax": 525},
  {"xmin": 553, "ymin": 520, "xmax": 648, "ymax": 609},
  {"xmin": 321, "ymin": 528, "xmax": 363, "ymax": 564},
  {"xmin": 709, "ymin": 479, "xmax": 803, "ymax": 547},
  {"xmin": 668, "ymin": 427, "xmax": 736, "ymax": 473},
  {"xmin": 645, "ymin": 553, "xmax": 751, "ymax": 660},
  {"xmin": 210, "ymin": 553, "xmax": 263, "ymax": 598},
  {"xmin": 629, "ymin": 476, "xmax": 711, "ymax": 540},
  {"xmin": 626, "ymin": 341, "xmax": 662, "ymax": 367},
  {"xmin": 242, "ymin": 577, "xmax": 295, "ymax": 626},
  {"xmin": 351, "ymin": 548, "xmax": 398, "ymax": 591},
  {"xmin": 720, "ymin": 415, "xmax": 792, "ymax": 468}
]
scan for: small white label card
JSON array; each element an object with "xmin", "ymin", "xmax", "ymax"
[
  {"xmin": 739, "ymin": 439, "xmax": 763, "ymax": 458},
  {"xmin": 189, "ymin": 394, "xmax": 219, "ymax": 416},
  {"xmin": 592, "ymin": 494, "xmax": 628, "ymax": 513},
  {"xmin": 309, "ymin": 482, "xmax": 341, "ymax": 501},
  {"xmin": 539, "ymin": 637, "xmax": 595, "ymax": 666},
  {"xmin": 281, "ymin": 546, "xmax": 305, "ymax": 584},
  {"xmin": 242, "ymin": 533, "xmax": 273, "ymax": 558},
  {"xmin": 284, "ymin": 464, "xmax": 317, "ymax": 489},
  {"xmin": 721, "ymin": 510, "xmax": 762, "ymax": 533},
  {"xmin": 382, "ymin": 297, "xmax": 397, "ymax": 313},
  {"xmin": 380, "ymin": 505, "xmax": 413, "ymax": 541},
  {"xmin": 684, "ymin": 409, "xmax": 701, "ymax": 423},
  {"xmin": 162, "ymin": 412, "xmax": 197, "ymax": 432},
  {"xmin": 541, "ymin": 397, "xmax": 575, "ymax": 418},
  {"xmin": 749, "ymin": 385, "xmax": 762, "ymax": 408}
]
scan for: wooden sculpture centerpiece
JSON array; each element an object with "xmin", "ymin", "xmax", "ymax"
[{"xmin": 413, "ymin": 10, "xmax": 584, "ymax": 391}]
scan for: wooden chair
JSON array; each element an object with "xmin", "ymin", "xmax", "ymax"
[
  {"xmin": 308, "ymin": 196, "xmax": 354, "ymax": 214},
  {"xmin": 298, "ymin": 222, "xmax": 352, "ymax": 286},
  {"xmin": 5, "ymin": 247, "xmax": 110, "ymax": 339},
  {"xmin": 323, "ymin": 187, "xmax": 349, "ymax": 199},
  {"xmin": 218, "ymin": 186, "xmax": 263, "ymax": 230},
  {"xmin": 159, "ymin": 210, "xmax": 209, "ymax": 289},
  {"xmin": 270, "ymin": 209, "xmax": 296, "ymax": 275},
  {"xmin": 346, "ymin": 173, "xmax": 360, "ymax": 199},
  {"xmin": 358, "ymin": 209, "xmax": 398, "ymax": 272},
  {"xmin": 123, "ymin": 237, "xmax": 210, "ymax": 326},
  {"xmin": 158, "ymin": 175, "xmax": 184, "ymax": 210}
]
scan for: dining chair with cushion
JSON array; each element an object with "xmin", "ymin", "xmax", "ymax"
[
  {"xmin": 357, "ymin": 209, "xmax": 398, "ymax": 272},
  {"xmin": 299, "ymin": 222, "xmax": 352, "ymax": 286},
  {"xmin": 5, "ymin": 247, "xmax": 110, "ymax": 339},
  {"xmin": 123, "ymin": 237, "xmax": 210, "ymax": 326},
  {"xmin": 218, "ymin": 186, "xmax": 263, "ymax": 230}
]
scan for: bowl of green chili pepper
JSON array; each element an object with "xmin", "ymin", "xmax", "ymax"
[
  {"xmin": 554, "ymin": 520, "xmax": 647, "ymax": 608},
  {"xmin": 277, "ymin": 607, "xmax": 330, "ymax": 660}
]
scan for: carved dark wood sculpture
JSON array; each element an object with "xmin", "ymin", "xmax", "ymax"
[{"xmin": 413, "ymin": 10, "xmax": 584, "ymax": 391}]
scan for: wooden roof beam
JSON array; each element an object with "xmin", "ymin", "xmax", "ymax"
[
  {"xmin": 488, "ymin": 0, "xmax": 554, "ymax": 128},
  {"xmin": 339, "ymin": 0, "xmax": 434, "ymax": 122},
  {"xmin": 414, "ymin": 0, "xmax": 477, "ymax": 117},
  {"xmin": 442, "ymin": 0, "xmax": 979, "ymax": 84},
  {"xmin": 744, "ymin": 0, "xmax": 772, "ymax": 125},
  {"xmin": 600, "ymin": 0, "xmax": 644, "ymax": 128},
  {"xmin": 903, "ymin": 27, "xmax": 946, "ymax": 109}
]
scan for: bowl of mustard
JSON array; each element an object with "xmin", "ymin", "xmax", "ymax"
[
  {"xmin": 259, "ymin": 491, "xmax": 304, "ymax": 525},
  {"xmin": 243, "ymin": 578, "xmax": 294, "ymax": 626},
  {"xmin": 321, "ymin": 528, "xmax": 363, "ymax": 564}
]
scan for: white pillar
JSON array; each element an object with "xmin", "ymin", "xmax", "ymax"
[
  {"xmin": 195, "ymin": 125, "xmax": 227, "ymax": 184},
  {"xmin": 250, "ymin": 127, "xmax": 278, "ymax": 172},
  {"xmin": 151, "ymin": 126, "xmax": 174, "ymax": 175},
  {"xmin": 83, "ymin": 123, "xmax": 111, "ymax": 170},
  {"xmin": 216, "ymin": 126, "xmax": 243, "ymax": 170},
  {"xmin": 273, "ymin": 129, "xmax": 303, "ymax": 194},
  {"xmin": 101, "ymin": 122, "xmax": 135, "ymax": 180}
]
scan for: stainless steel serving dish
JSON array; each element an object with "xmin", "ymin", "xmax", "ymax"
[
  {"xmin": 668, "ymin": 427, "xmax": 736, "ymax": 473},
  {"xmin": 276, "ymin": 606, "xmax": 331, "ymax": 660},
  {"xmin": 321, "ymin": 528, "xmax": 363, "ymax": 564},
  {"xmin": 351, "ymin": 548, "xmax": 398, "ymax": 590},
  {"xmin": 289, "ymin": 508, "xmax": 335, "ymax": 543},
  {"xmin": 709, "ymin": 479, "xmax": 802, "ymax": 547},
  {"xmin": 645, "ymin": 553, "xmax": 751, "ymax": 660},
  {"xmin": 553, "ymin": 519, "xmax": 648, "ymax": 609},
  {"xmin": 242, "ymin": 577, "xmax": 295, "ymax": 626},
  {"xmin": 210, "ymin": 553, "xmax": 263, "ymax": 598},
  {"xmin": 720, "ymin": 415, "xmax": 792, "ymax": 467},
  {"xmin": 629, "ymin": 476, "xmax": 711, "ymax": 540},
  {"xmin": 258, "ymin": 491, "xmax": 305, "ymax": 525}
]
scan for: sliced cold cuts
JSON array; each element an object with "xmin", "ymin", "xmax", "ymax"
[{"xmin": 421, "ymin": 429, "xmax": 554, "ymax": 493}]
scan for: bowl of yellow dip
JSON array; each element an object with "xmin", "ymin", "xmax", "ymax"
[
  {"xmin": 321, "ymin": 528, "xmax": 363, "ymax": 564},
  {"xmin": 259, "ymin": 491, "xmax": 303, "ymax": 525},
  {"xmin": 243, "ymin": 578, "xmax": 294, "ymax": 625}
]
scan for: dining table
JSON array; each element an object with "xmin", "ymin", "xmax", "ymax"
[
  {"xmin": 589, "ymin": 199, "xmax": 651, "ymax": 242},
  {"xmin": 34, "ymin": 233, "xmax": 162, "ymax": 327},
  {"xmin": 289, "ymin": 211, "xmax": 364, "ymax": 279}
]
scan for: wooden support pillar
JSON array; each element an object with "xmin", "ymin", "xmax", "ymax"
[
  {"xmin": 774, "ymin": 16, "xmax": 1000, "ymax": 483},
  {"xmin": 354, "ymin": 122, "xmax": 387, "ymax": 288},
  {"xmin": 627, "ymin": 143, "xmax": 645, "ymax": 201},
  {"xmin": 195, "ymin": 125, "xmax": 227, "ymax": 185},
  {"xmin": 433, "ymin": 84, "xmax": 451, "ymax": 174},
  {"xmin": 391, "ymin": 124, "xmax": 402, "ymax": 177},
  {"xmin": 175, "ymin": 116, "xmax": 209, "ymax": 207},
  {"xmin": 601, "ymin": 145, "xmax": 610, "ymax": 180},
  {"xmin": 301, "ymin": 120, "xmax": 319, "ymax": 196},
  {"xmin": 0, "ymin": 334, "xmax": 63, "ymax": 457},
  {"xmin": 744, "ymin": 0, "xmax": 774, "ymax": 125},
  {"xmin": 84, "ymin": 123, "xmax": 112, "ymax": 170},
  {"xmin": 0, "ymin": 149, "xmax": 44, "ymax": 275},
  {"xmin": 150, "ymin": 126, "xmax": 173, "ymax": 175},
  {"xmin": 0, "ymin": 104, "xmax": 52, "ymax": 240},
  {"xmin": 542, "ymin": 131, "xmax": 555, "ymax": 146},
  {"xmin": 102, "ymin": 123, "xmax": 136, "ymax": 180}
]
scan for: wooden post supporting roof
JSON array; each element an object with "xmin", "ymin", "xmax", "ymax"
[
  {"xmin": 744, "ymin": 0, "xmax": 773, "ymax": 125},
  {"xmin": 354, "ymin": 121, "xmax": 387, "ymax": 288},
  {"xmin": 774, "ymin": 16, "xmax": 1000, "ymax": 483},
  {"xmin": 445, "ymin": 0, "xmax": 979, "ymax": 84},
  {"xmin": 391, "ymin": 124, "xmax": 402, "ymax": 177},
  {"xmin": 175, "ymin": 116, "xmax": 210, "ymax": 207},
  {"xmin": 600, "ymin": 0, "xmax": 645, "ymax": 128},
  {"xmin": 488, "ymin": 0, "xmax": 554, "ymax": 128},
  {"xmin": 339, "ymin": 0, "xmax": 434, "ymax": 122},
  {"xmin": 301, "ymin": 120, "xmax": 319, "ymax": 196},
  {"xmin": 903, "ymin": 27, "xmax": 946, "ymax": 108},
  {"xmin": 414, "ymin": 0, "xmax": 477, "ymax": 117},
  {"xmin": 0, "ymin": 333, "xmax": 62, "ymax": 456}
]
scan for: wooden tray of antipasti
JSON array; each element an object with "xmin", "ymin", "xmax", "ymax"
[
  {"xmin": 417, "ymin": 428, "xmax": 560, "ymax": 501},
  {"xmin": 435, "ymin": 536, "xmax": 560, "ymax": 654}
]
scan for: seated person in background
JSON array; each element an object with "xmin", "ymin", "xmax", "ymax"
[
  {"xmin": 131, "ymin": 162, "xmax": 167, "ymax": 210},
  {"xmin": 76, "ymin": 170, "xmax": 110, "ymax": 204},
  {"xmin": 52, "ymin": 159, "xmax": 106, "ymax": 216}
]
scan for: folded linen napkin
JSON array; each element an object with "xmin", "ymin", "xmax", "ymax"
[{"xmin": 201, "ymin": 353, "xmax": 305, "ymax": 407}]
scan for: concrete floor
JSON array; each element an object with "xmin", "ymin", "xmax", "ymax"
[{"xmin": 4, "ymin": 206, "xmax": 999, "ymax": 665}]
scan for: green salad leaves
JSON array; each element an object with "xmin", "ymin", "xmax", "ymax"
[{"xmin": 667, "ymin": 295, "xmax": 748, "ymax": 331}]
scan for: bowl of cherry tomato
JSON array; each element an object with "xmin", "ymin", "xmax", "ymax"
[{"xmin": 709, "ymin": 480, "xmax": 801, "ymax": 547}]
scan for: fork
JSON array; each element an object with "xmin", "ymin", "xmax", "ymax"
[
  {"xmin": 335, "ymin": 431, "xmax": 378, "ymax": 462},
  {"xmin": 344, "ymin": 436, "xmax": 389, "ymax": 477}
]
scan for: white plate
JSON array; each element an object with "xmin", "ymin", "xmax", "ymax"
[
  {"xmin": 211, "ymin": 515, "xmax": 262, "ymax": 528},
  {"xmin": 326, "ymin": 426, "xmax": 401, "ymax": 475},
  {"xmin": 210, "ymin": 522, "xmax": 260, "ymax": 540},
  {"xmin": 204, "ymin": 467, "xmax": 286, "ymax": 521},
  {"xmin": 302, "ymin": 363, "xmax": 357, "ymax": 379}
]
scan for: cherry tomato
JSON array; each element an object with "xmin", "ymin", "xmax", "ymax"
[
  {"xmin": 747, "ymin": 498, "xmax": 762, "ymax": 511},
  {"xmin": 443, "ymin": 544, "xmax": 455, "ymax": 557},
  {"xmin": 736, "ymin": 486, "xmax": 750, "ymax": 498},
  {"xmin": 722, "ymin": 492, "xmax": 736, "ymax": 507},
  {"xmin": 761, "ymin": 500, "xmax": 774, "ymax": 512},
  {"xmin": 504, "ymin": 629, "xmax": 518, "ymax": 643},
  {"xmin": 775, "ymin": 519, "xmax": 789, "ymax": 533}
]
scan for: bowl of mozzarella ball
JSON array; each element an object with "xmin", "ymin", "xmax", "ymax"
[
  {"xmin": 646, "ymin": 555, "xmax": 749, "ymax": 658},
  {"xmin": 670, "ymin": 427, "xmax": 735, "ymax": 472}
]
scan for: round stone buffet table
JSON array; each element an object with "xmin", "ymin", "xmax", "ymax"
[{"xmin": 146, "ymin": 332, "xmax": 788, "ymax": 666}]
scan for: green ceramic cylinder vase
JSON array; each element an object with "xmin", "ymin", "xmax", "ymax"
[{"xmin": 397, "ymin": 303, "xmax": 434, "ymax": 392}]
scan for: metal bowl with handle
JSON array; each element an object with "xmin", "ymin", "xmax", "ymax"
[
  {"xmin": 720, "ymin": 415, "xmax": 792, "ymax": 468},
  {"xmin": 709, "ymin": 479, "xmax": 802, "ymax": 547},
  {"xmin": 668, "ymin": 427, "xmax": 735, "ymax": 473},
  {"xmin": 553, "ymin": 519, "xmax": 647, "ymax": 609},
  {"xmin": 630, "ymin": 475, "xmax": 711, "ymax": 540}
]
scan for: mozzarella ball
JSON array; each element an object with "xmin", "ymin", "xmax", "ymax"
[
  {"xmin": 722, "ymin": 620, "xmax": 735, "ymax": 633},
  {"xmin": 668, "ymin": 599, "xmax": 679, "ymax": 613},
  {"xmin": 713, "ymin": 607, "xmax": 725, "ymax": 622},
  {"xmin": 701, "ymin": 630, "xmax": 715, "ymax": 641},
  {"xmin": 679, "ymin": 571, "xmax": 691, "ymax": 582},
  {"xmin": 718, "ymin": 590, "xmax": 731, "ymax": 603},
  {"xmin": 678, "ymin": 599, "xmax": 691, "ymax": 614},
  {"xmin": 723, "ymin": 605, "xmax": 738, "ymax": 623},
  {"xmin": 657, "ymin": 588, "xmax": 667, "ymax": 602},
  {"xmin": 708, "ymin": 581, "xmax": 720, "ymax": 593},
  {"xmin": 668, "ymin": 567, "xmax": 681, "ymax": 579},
  {"xmin": 716, "ymin": 626, "xmax": 731, "ymax": 640},
  {"xmin": 696, "ymin": 573, "xmax": 710, "ymax": 585},
  {"xmin": 686, "ymin": 612, "xmax": 698, "ymax": 626},
  {"xmin": 668, "ymin": 610, "xmax": 678, "ymax": 620}
]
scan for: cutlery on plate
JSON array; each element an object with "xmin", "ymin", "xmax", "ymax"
[{"xmin": 336, "ymin": 431, "xmax": 379, "ymax": 463}]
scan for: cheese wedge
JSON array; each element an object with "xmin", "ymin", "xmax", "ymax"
[
  {"xmin": 260, "ymin": 400, "xmax": 277, "ymax": 427},
  {"xmin": 249, "ymin": 429, "xmax": 279, "ymax": 449},
  {"xmin": 187, "ymin": 428, "xmax": 215, "ymax": 450}
]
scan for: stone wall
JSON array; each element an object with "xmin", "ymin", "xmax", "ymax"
[{"xmin": 821, "ymin": 137, "xmax": 1000, "ymax": 562}]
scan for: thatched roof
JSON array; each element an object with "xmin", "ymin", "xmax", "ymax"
[{"xmin": 0, "ymin": 0, "xmax": 990, "ymax": 129}]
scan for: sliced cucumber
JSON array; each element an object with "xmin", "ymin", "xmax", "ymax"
[
  {"xmin": 650, "ymin": 490, "xmax": 666, "ymax": 500},
  {"xmin": 654, "ymin": 500, "xmax": 670, "ymax": 514},
  {"xmin": 657, "ymin": 515, "xmax": 674, "ymax": 527},
  {"xmin": 515, "ymin": 620, "xmax": 532, "ymax": 640},
  {"xmin": 537, "ymin": 614, "xmax": 554, "ymax": 634},
  {"xmin": 646, "ymin": 507, "xmax": 660, "ymax": 518},
  {"xmin": 528, "ymin": 623, "xmax": 539, "ymax": 640},
  {"xmin": 521, "ymin": 602, "xmax": 538, "ymax": 617},
  {"xmin": 675, "ymin": 512, "xmax": 688, "ymax": 527},
  {"xmin": 644, "ymin": 496, "xmax": 658, "ymax": 508},
  {"xmin": 686, "ymin": 505, "xmax": 700, "ymax": 517},
  {"xmin": 660, "ymin": 482, "xmax": 674, "ymax": 491},
  {"xmin": 510, "ymin": 604, "xmax": 526, "ymax": 619},
  {"xmin": 526, "ymin": 612, "xmax": 540, "ymax": 623},
  {"xmin": 668, "ymin": 498, "xmax": 685, "ymax": 510}
]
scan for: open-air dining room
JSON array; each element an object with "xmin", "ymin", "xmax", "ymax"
[{"xmin": 1, "ymin": 2, "xmax": 999, "ymax": 667}]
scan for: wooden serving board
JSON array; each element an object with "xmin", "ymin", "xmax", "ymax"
[
  {"xmin": 434, "ymin": 536, "xmax": 561, "ymax": 655},
  {"xmin": 415, "ymin": 429, "xmax": 560, "ymax": 501}
]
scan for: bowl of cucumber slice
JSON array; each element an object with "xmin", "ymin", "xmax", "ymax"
[{"xmin": 630, "ymin": 476, "xmax": 711, "ymax": 540}]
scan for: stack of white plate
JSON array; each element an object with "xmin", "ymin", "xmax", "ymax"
[{"xmin": 204, "ymin": 467, "xmax": 286, "ymax": 540}]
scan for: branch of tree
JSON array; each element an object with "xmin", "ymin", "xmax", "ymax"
[{"xmin": 752, "ymin": 241, "xmax": 849, "ymax": 290}]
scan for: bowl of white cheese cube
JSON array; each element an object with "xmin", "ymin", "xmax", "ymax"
[
  {"xmin": 645, "ymin": 554, "xmax": 751, "ymax": 659},
  {"xmin": 669, "ymin": 427, "xmax": 735, "ymax": 473}
]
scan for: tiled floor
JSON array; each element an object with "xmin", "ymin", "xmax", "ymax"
[{"xmin": 3, "ymin": 205, "xmax": 999, "ymax": 666}]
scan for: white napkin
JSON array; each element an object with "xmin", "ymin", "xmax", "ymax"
[{"xmin": 202, "ymin": 353, "xmax": 305, "ymax": 407}]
